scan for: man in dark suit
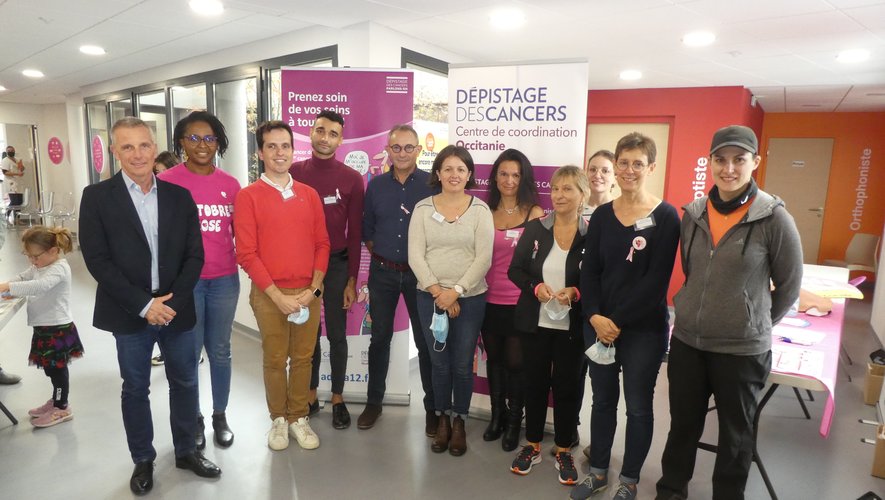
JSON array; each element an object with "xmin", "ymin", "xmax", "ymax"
[{"xmin": 80, "ymin": 117, "xmax": 221, "ymax": 495}]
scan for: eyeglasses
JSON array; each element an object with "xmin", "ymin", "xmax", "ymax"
[
  {"xmin": 587, "ymin": 167, "xmax": 612, "ymax": 175},
  {"xmin": 615, "ymin": 160, "xmax": 648, "ymax": 172},
  {"xmin": 389, "ymin": 144, "xmax": 418, "ymax": 153},
  {"xmin": 185, "ymin": 134, "xmax": 218, "ymax": 145},
  {"xmin": 23, "ymin": 250, "xmax": 46, "ymax": 261}
]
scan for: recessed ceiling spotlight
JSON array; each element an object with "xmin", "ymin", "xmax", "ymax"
[
  {"xmin": 619, "ymin": 69, "xmax": 642, "ymax": 81},
  {"xmin": 189, "ymin": 0, "xmax": 224, "ymax": 16},
  {"xmin": 489, "ymin": 7, "xmax": 526, "ymax": 30},
  {"xmin": 682, "ymin": 31, "xmax": 716, "ymax": 47},
  {"xmin": 836, "ymin": 49, "xmax": 870, "ymax": 63},
  {"xmin": 22, "ymin": 69, "xmax": 44, "ymax": 78},
  {"xmin": 80, "ymin": 45, "xmax": 106, "ymax": 56}
]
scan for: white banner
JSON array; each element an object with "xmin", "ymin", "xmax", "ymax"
[{"xmin": 448, "ymin": 60, "xmax": 589, "ymax": 422}]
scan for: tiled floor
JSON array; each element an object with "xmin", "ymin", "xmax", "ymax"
[{"xmin": 0, "ymin": 222, "xmax": 883, "ymax": 499}]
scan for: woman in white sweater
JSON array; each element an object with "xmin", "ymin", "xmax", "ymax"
[{"xmin": 408, "ymin": 145, "xmax": 494, "ymax": 457}]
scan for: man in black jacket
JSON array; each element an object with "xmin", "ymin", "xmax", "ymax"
[{"xmin": 80, "ymin": 117, "xmax": 220, "ymax": 495}]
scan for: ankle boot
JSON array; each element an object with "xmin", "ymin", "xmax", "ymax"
[
  {"xmin": 195, "ymin": 414, "xmax": 206, "ymax": 450},
  {"xmin": 212, "ymin": 412, "xmax": 235, "ymax": 447},
  {"xmin": 501, "ymin": 414, "xmax": 522, "ymax": 451},
  {"xmin": 502, "ymin": 368, "xmax": 524, "ymax": 451},
  {"xmin": 431, "ymin": 414, "xmax": 451, "ymax": 453},
  {"xmin": 449, "ymin": 416, "xmax": 467, "ymax": 456},
  {"xmin": 482, "ymin": 364, "xmax": 505, "ymax": 441}
]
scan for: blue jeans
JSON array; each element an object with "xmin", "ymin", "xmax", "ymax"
[
  {"xmin": 114, "ymin": 325, "xmax": 198, "ymax": 463},
  {"xmin": 193, "ymin": 272, "xmax": 240, "ymax": 413},
  {"xmin": 366, "ymin": 261, "xmax": 433, "ymax": 411},
  {"xmin": 587, "ymin": 328, "xmax": 667, "ymax": 484},
  {"xmin": 417, "ymin": 291, "xmax": 485, "ymax": 418}
]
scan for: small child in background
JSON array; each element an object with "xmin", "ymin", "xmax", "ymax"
[{"xmin": 0, "ymin": 226, "xmax": 83, "ymax": 428}]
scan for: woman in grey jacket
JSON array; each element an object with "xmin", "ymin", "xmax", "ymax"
[{"xmin": 655, "ymin": 125, "xmax": 803, "ymax": 500}]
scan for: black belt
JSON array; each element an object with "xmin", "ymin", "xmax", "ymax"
[
  {"xmin": 330, "ymin": 248, "xmax": 348, "ymax": 259},
  {"xmin": 371, "ymin": 252, "xmax": 410, "ymax": 272}
]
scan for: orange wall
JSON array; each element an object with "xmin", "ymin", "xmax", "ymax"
[
  {"xmin": 759, "ymin": 113, "xmax": 885, "ymax": 265},
  {"xmin": 588, "ymin": 86, "xmax": 763, "ymax": 300}
]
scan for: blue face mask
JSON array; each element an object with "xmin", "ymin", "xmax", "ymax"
[
  {"xmin": 287, "ymin": 307, "xmax": 310, "ymax": 325},
  {"xmin": 430, "ymin": 306, "xmax": 448, "ymax": 352}
]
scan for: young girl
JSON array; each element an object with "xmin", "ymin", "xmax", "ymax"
[{"xmin": 0, "ymin": 226, "xmax": 82, "ymax": 428}]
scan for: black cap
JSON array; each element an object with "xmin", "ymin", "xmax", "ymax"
[{"xmin": 710, "ymin": 125, "xmax": 758, "ymax": 155}]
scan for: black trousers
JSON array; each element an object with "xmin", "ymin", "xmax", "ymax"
[
  {"xmin": 522, "ymin": 326, "xmax": 584, "ymax": 448},
  {"xmin": 310, "ymin": 252, "xmax": 350, "ymax": 395},
  {"xmin": 656, "ymin": 337, "xmax": 771, "ymax": 500}
]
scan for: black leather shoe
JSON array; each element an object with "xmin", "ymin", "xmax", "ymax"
[
  {"xmin": 308, "ymin": 399, "xmax": 320, "ymax": 416},
  {"xmin": 212, "ymin": 413, "xmax": 234, "ymax": 447},
  {"xmin": 332, "ymin": 402, "xmax": 351, "ymax": 429},
  {"xmin": 130, "ymin": 461, "xmax": 154, "ymax": 495},
  {"xmin": 425, "ymin": 411, "xmax": 439, "ymax": 437},
  {"xmin": 175, "ymin": 451, "xmax": 222, "ymax": 478},
  {"xmin": 195, "ymin": 415, "xmax": 206, "ymax": 450},
  {"xmin": 357, "ymin": 404, "xmax": 382, "ymax": 430}
]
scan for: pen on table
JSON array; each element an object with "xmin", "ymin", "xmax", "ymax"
[{"xmin": 779, "ymin": 336, "xmax": 812, "ymax": 346}]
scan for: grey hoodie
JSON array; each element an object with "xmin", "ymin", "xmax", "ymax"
[{"xmin": 672, "ymin": 189, "xmax": 803, "ymax": 355}]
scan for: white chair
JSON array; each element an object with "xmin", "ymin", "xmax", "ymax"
[
  {"xmin": 34, "ymin": 191, "xmax": 55, "ymax": 226},
  {"xmin": 823, "ymin": 233, "xmax": 880, "ymax": 276},
  {"xmin": 16, "ymin": 189, "xmax": 45, "ymax": 227},
  {"xmin": 52, "ymin": 192, "xmax": 77, "ymax": 229}
]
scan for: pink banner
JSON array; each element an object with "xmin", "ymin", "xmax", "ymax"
[{"xmin": 282, "ymin": 68, "xmax": 414, "ymax": 401}]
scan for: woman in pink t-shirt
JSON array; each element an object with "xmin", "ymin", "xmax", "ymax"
[
  {"xmin": 158, "ymin": 111, "xmax": 241, "ymax": 450},
  {"xmin": 481, "ymin": 149, "xmax": 544, "ymax": 451}
]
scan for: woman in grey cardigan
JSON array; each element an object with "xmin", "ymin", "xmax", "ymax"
[
  {"xmin": 408, "ymin": 145, "xmax": 494, "ymax": 457},
  {"xmin": 655, "ymin": 125, "xmax": 803, "ymax": 500}
]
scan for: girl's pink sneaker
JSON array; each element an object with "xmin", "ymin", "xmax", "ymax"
[
  {"xmin": 32, "ymin": 406, "xmax": 73, "ymax": 428},
  {"xmin": 28, "ymin": 399, "xmax": 55, "ymax": 418}
]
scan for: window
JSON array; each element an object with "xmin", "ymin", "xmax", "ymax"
[
  {"xmin": 402, "ymin": 49, "xmax": 449, "ymax": 172},
  {"xmin": 84, "ymin": 46, "xmax": 338, "ymax": 185},
  {"xmin": 137, "ymin": 90, "xmax": 169, "ymax": 153}
]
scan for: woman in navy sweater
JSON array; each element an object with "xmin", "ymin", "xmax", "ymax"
[{"xmin": 572, "ymin": 132, "xmax": 680, "ymax": 500}]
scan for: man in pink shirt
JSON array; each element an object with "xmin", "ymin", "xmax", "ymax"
[{"xmin": 235, "ymin": 121, "xmax": 330, "ymax": 451}]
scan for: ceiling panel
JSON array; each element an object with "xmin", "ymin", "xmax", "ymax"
[{"xmin": 1, "ymin": 0, "xmax": 885, "ymax": 110}]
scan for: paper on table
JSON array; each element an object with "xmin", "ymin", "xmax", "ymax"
[{"xmin": 772, "ymin": 344, "xmax": 824, "ymax": 378}]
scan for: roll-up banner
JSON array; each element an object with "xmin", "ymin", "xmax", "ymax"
[
  {"xmin": 281, "ymin": 67, "xmax": 415, "ymax": 404},
  {"xmin": 448, "ymin": 60, "xmax": 589, "ymax": 419}
]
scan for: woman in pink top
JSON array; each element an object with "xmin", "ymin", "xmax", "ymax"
[
  {"xmin": 159, "ymin": 111, "xmax": 241, "ymax": 450},
  {"xmin": 481, "ymin": 149, "xmax": 544, "ymax": 451}
]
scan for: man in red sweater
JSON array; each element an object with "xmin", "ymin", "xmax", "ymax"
[
  {"xmin": 234, "ymin": 121, "xmax": 330, "ymax": 451},
  {"xmin": 290, "ymin": 110, "xmax": 365, "ymax": 430}
]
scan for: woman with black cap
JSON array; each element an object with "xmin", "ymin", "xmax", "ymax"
[{"xmin": 655, "ymin": 125, "xmax": 803, "ymax": 500}]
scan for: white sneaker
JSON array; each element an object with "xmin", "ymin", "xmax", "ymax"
[
  {"xmin": 267, "ymin": 417, "xmax": 289, "ymax": 451},
  {"xmin": 289, "ymin": 416, "xmax": 320, "ymax": 450}
]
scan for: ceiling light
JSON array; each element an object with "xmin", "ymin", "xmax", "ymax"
[
  {"xmin": 682, "ymin": 31, "xmax": 716, "ymax": 47},
  {"xmin": 22, "ymin": 69, "xmax": 44, "ymax": 78},
  {"xmin": 80, "ymin": 45, "xmax": 106, "ymax": 56},
  {"xmin": 619, "ymin": 69, "xmax": 642, "ymax": 81},
  {"xmin": 489, "ymin": 7, "xmax": 526, "ymax": 30},
  {"xmin": 836, "ymin": 49, "xmax": 870, "ymax": 63},
  {"xmin": 189, "ymin": 0, "xmax": 224, "ymax": 16},
  {"xmin": 0, "ymin": 85, "xmax": 6, "ymax": 92}
]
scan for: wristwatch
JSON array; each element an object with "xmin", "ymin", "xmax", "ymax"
[
  {"xmin": 453, "ymin": 284, "xmax": 464, "ymax": 296},
  {"xmin": 312, "ymin": 288, "xmax": 322, "ymax": 298}
]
